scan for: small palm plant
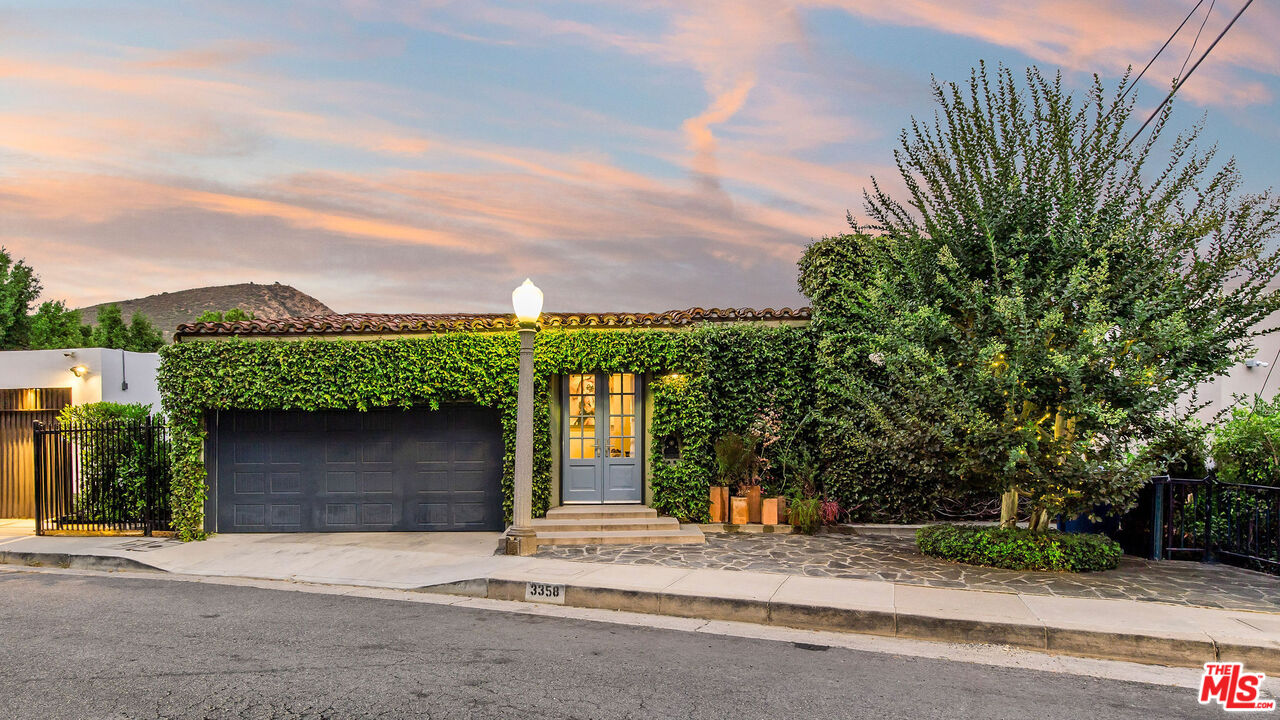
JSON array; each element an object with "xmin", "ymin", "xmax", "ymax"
[{"xmin": 714, "ymin": 433, "xmax": 754, "ymax": 490}]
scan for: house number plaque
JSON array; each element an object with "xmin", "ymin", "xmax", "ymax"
[{"xmin": 525, "ymin": 582, "xmax": 566, "ymax": 604}]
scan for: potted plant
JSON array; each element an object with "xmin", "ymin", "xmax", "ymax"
[
  {"xmin": 773, "ymin": 415, "xmax": 819, "ymax": 528},
  {"xmin": 712, "ymin": 433, "xmax": 751, "ymax": 523},
  {"xmin": 744, "ymin": 404, "xmax": 785, "ymax": 524}
]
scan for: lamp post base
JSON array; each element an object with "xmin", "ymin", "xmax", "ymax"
[{"xmin": 504, "ymin": 530, "xmax": 538, "ymax": 556}]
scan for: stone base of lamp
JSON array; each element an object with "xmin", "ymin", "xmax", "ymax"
[{"xmin": 504, "ymin": 528, "xmax": 538, "ymax": 556}]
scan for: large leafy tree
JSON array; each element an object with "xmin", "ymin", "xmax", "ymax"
[
  {"xmin": 28, "ymin": 300, "xmax": 86, "ymax": 349},
  {"xmin": 804, "ymin": 64, "xmax": 1280, "ymax": 526},
  {"xmin": 90, "ymin": 304, "xmax": 165, "ymax": 352},
  {"xmin": 0, "ymin": 248, "xmax": 41, "ymax": 349}
]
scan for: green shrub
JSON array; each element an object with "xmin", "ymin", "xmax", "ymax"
[
  {"xmin": 56, "ymin": 402, "xmax": 167, "ymax": 523},
  {"xmin": 1142, "ymin": 415, "xmax": 1210, "ymax": 478},
  {"xmin": 1212, "ymin": 397, "xmax": 1280, "ymax": 486},
  {"xmin": 788, "ymin": 497, "xmax": 822, "ymax": 535},
  {"xmin": 916, "ymin": 524, "xmax": 1121, "ymax": 572}
]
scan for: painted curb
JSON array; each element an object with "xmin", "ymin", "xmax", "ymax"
[
  {"xmin": 0, "ymin": 551, "xmax": 164, "ymax": 573},
  {"xmin": 420, "ymin": 577, "xmax": 1280, "ymax": 673}
]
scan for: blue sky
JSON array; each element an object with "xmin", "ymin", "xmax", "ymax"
[{"xmin": 2, "ymin": 0, "xmax": 1277, "ymax": 315}]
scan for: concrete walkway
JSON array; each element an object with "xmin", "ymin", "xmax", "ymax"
[{"xmin": 2, "ymin": 531, "xmax": 1277, "ymax": 673}]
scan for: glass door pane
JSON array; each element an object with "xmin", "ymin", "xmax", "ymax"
[
  {"xmin": 567, "ymin": 373, "xmax": 596, "ymax": 459},
  {"xmin": 606, "ymin": 373, "xmax": 636, "ymax": 458}
]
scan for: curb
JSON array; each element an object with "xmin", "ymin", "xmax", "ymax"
[
  {"xmin": 424, "ymin": 577, "xmax": 1273, "ymax": 674},
  {"xmin": 0, "ymin": 551, "xmax": 165, "ymax": 573}
]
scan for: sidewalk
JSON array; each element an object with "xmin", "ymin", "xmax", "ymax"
[{"xmin": 2, "ymin": 531, "xmax": 1277, "ymax": 673}]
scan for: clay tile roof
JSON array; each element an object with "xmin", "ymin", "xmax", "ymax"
[{"xmin": 173, "ymin": 307, "xmax": 811, "ymax": 338}]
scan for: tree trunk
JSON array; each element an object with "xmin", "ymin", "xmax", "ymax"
[
  {"xmin": 1028, "ymin": 507, "xmax": 1051, "ymax": 532},
  {"xmin": 1000, "ymin": 488, "xmax": 1018, "ymax": 528}
]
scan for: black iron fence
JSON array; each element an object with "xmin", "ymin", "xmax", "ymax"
[
  {"xmin": 1151, "ymin": 474, "xmax": 1280, "ymax": 574},
  {"xmin": 33, "ymin": 418, "xmax": 172, "ymax": 535}
]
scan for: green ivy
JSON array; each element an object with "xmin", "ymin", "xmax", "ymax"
[
  {"xmin": 916, "ymin": 524, "xmax": 1121, "ymax": 572},
  {"xmin": 157, "ymin": 324, "xmax": 814, "ymax": 540}
]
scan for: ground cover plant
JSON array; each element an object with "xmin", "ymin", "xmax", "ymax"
[{"xmin": 916, "ymin": 524, "xmax": 1121, "ymax": 572}]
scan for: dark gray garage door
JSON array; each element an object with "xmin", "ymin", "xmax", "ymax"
[{"xmin": 211, "ymin": 406, "xmax": 503, "ymax": 532}]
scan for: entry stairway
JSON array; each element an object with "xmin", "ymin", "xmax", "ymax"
[{"xmin": 529, "ymin": 505, "xmax": 705, "ymax": 547}]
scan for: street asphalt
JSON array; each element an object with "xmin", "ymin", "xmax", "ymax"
[{"xmin": 0, "ymin": 570, "xmax": 1235, "ymax": 719}]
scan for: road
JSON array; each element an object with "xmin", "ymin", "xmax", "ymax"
[{"xmin": 0, "ymin": 570, "xmax": 1231, "ymax": 719}]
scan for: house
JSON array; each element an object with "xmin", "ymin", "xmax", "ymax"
[
  {"xmin": 0, "ymin": 348, "xmax": 161, "ymax": 518},
  {"xmin": 164, "ymin": 307, "xmax": 812, "ymax": 544}
]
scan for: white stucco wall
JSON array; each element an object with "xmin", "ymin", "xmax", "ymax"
[
  {"xmin": 0, "ymin": 348, "xmax": 162, "ymax": 411},
  {"xmin": 1192, "ymin": 327, "xmax": 1280, "ymax": 423}
]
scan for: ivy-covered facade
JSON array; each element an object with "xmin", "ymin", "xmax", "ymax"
[{"xmin": 158, "ymin": 309, "xmax": 813, "ymax": 541}]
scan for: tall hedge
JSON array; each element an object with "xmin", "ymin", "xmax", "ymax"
[{"xmin": 158, "ymin": 324, "xmax": 813, "ymax": 540}]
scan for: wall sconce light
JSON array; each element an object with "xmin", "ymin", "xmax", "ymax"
[{"xmin": 70, "ymin": 365, "xmax": 88, "ymax": 378}]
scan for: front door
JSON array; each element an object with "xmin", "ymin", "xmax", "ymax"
[{"xmin": 562, "ymin": 372, "xmax": 642, "ymax": 503}]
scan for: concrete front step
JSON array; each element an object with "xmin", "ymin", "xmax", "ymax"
[
  {"xmin": 534, "ymin": 526, "xmax": 705, "ymax": 546},
  {"xmin": 531, "ymin": 517, "xmax": 681, "ymax": 533},
  {"xmin": 544, "ymin": 505, "xmax": 659, "ymax": 521}
]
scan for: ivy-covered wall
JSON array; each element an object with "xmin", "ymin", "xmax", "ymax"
[{"xmin": 157, "ymin": 324, "xmax": 814, "ymax": 540}]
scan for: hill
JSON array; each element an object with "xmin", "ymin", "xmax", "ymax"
[{"xmin": 77, "ymin": 282, "xmax": 334, "ymax": 339}]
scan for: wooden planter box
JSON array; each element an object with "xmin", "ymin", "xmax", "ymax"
[
  {"xmin": 762, "ymin": 497, "xmax": 788, "ymax": 525},
  {"xmin": 709, "ymin": 486, "xmax": 729, "ymax": 523},
  {"xmin": 730, "ymin": 496, "xmax": 750, "ymax": 525},
  {"xmin": 746, "ymin": 486, "xmax": 762, "ymax": 524}
]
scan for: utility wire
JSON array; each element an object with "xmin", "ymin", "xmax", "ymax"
[
  {"xmin": 1119, "ymin": 0, "xmax": 1207, "ymax": 105},
  {"xmin": 1119, "ymin": 0, "xmax": 1255, "ymax": 156},
  {"xmin": 1177, "ymin": 0, "xmax": 1217, "ymax": 81}
]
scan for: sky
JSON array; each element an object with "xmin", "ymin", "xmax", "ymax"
[{"xmin": 3, "ymin": 0, "xmax": 1279, "ymax": 315}]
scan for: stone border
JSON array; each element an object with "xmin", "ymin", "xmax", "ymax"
[{"xmin": 696, "ymin": 523, "xmax": 793, "ymax": 534}]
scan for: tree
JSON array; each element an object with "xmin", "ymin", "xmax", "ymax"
[
  {"xmin": 0, "ymin": 248, "xmax": 41, "ymax": 349},
  {"xmin": 28, "ymin": 300, "xmax": 84, "ymax": 349},
  {"xmin": 89, "ymin": 304, "xmax": 166, "ymax": 352},
  {"xmin": 803, "ymin": 64, "xmax": 1280, "ymax": 527},
  {"xmin": 127, "ymin": 313, "xmax": 165, "ymax": 352},
  {"xmin": 90, "ymin": 304, "xmax": 131, "ymax": 350},
  {"xmin": 194, "ymin": 308, "xmax": 254, "ymax": 323}
]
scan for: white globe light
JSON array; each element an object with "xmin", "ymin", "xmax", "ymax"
[{"xmin": 511, "ymin": 278, "xmax": 544, "ymax": 324}]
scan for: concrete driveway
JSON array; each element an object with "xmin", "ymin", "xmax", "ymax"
[{"xmin": 0, "ymin": 531, "xmax": 515, "ymax": 589}]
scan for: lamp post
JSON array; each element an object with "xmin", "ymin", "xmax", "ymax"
[{"xmin": 508, "ymin": 278, "xmax": 543, "ymax": 556}]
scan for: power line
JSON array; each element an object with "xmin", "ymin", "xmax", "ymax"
[
  {"xmin": 1176, "ymin": 0, "xmax": 1217, "ymax": 81},
  {"xmin": 1119, "ymin": 0, "xmax": 1255, "ymax": 156},
  {"xmin": 1119, "ymin": 0, "xmax": 1207, "ymax": 105}
]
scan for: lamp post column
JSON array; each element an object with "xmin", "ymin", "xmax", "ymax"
[{"xmin": 508, "ymin": 323, "xmax": 537, "ymax": 555}]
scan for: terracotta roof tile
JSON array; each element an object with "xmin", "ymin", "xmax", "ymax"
[{"xmin": 174, "ymin": 307, "xmax": 811, "ymax": 338}]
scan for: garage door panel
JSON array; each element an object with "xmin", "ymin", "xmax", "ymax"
[
  {"xmin": 270, "ymin": 472, "xmax": 301, "ymax": 494},
  {"xmin": 416, "ymin": 441, "xmax": 449, "ymax": 462},
  {"xmin": 361, "ymin": 471, "xmax": 395, "ymax": 494},
  {"xmin": 326, "ymin": 471, "xmax": 358, "ymax": 493},
  {"xmin": 235, "ymin": 441, "xmax": 267, "ymax": 464},
  {"xmin": 235, "ymin": 504, "xmax": 265, "ymax": 528},
  {"xmin": 215, "ymin": 406, "xmax": 502, "ymax": 532},
  {"xmin": 234, "ymin": 472, "xmax": 265, "ymax": 494},
  {"xmin": 453, "ymin": 470, "xmax": 492, "ymax": 491},
  {"xmin": 325, "ymin": 441, "xmax": 359, "ymax": 463},
  {"xmin": 271, "ymin": 505, "xmax": 301, "ymax": 526}
]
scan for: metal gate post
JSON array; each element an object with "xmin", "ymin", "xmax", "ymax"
[
  {"xmin": 32, "ymin": 421, "xmax": 44, "ymax": 536},
  {"xmin": 1150, "ymin": 476, "xmax": 1164, "ymax": 560},
  {"xmin": 143, "ymin": 420, "xmax": 154, "ymax": 537},
  {"xmin": 1203, "ymin": 472, "xmax": 1217, "ymax": 564}
]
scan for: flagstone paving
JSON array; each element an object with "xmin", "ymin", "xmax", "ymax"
[{"xmin": 537, "ymin": 532, "xmax": 1280, "ymax": 613}]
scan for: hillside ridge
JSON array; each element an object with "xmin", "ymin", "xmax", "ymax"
[{"xmin": 77, "ymin": 282, "xmax": 333, "ymax": 339}]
